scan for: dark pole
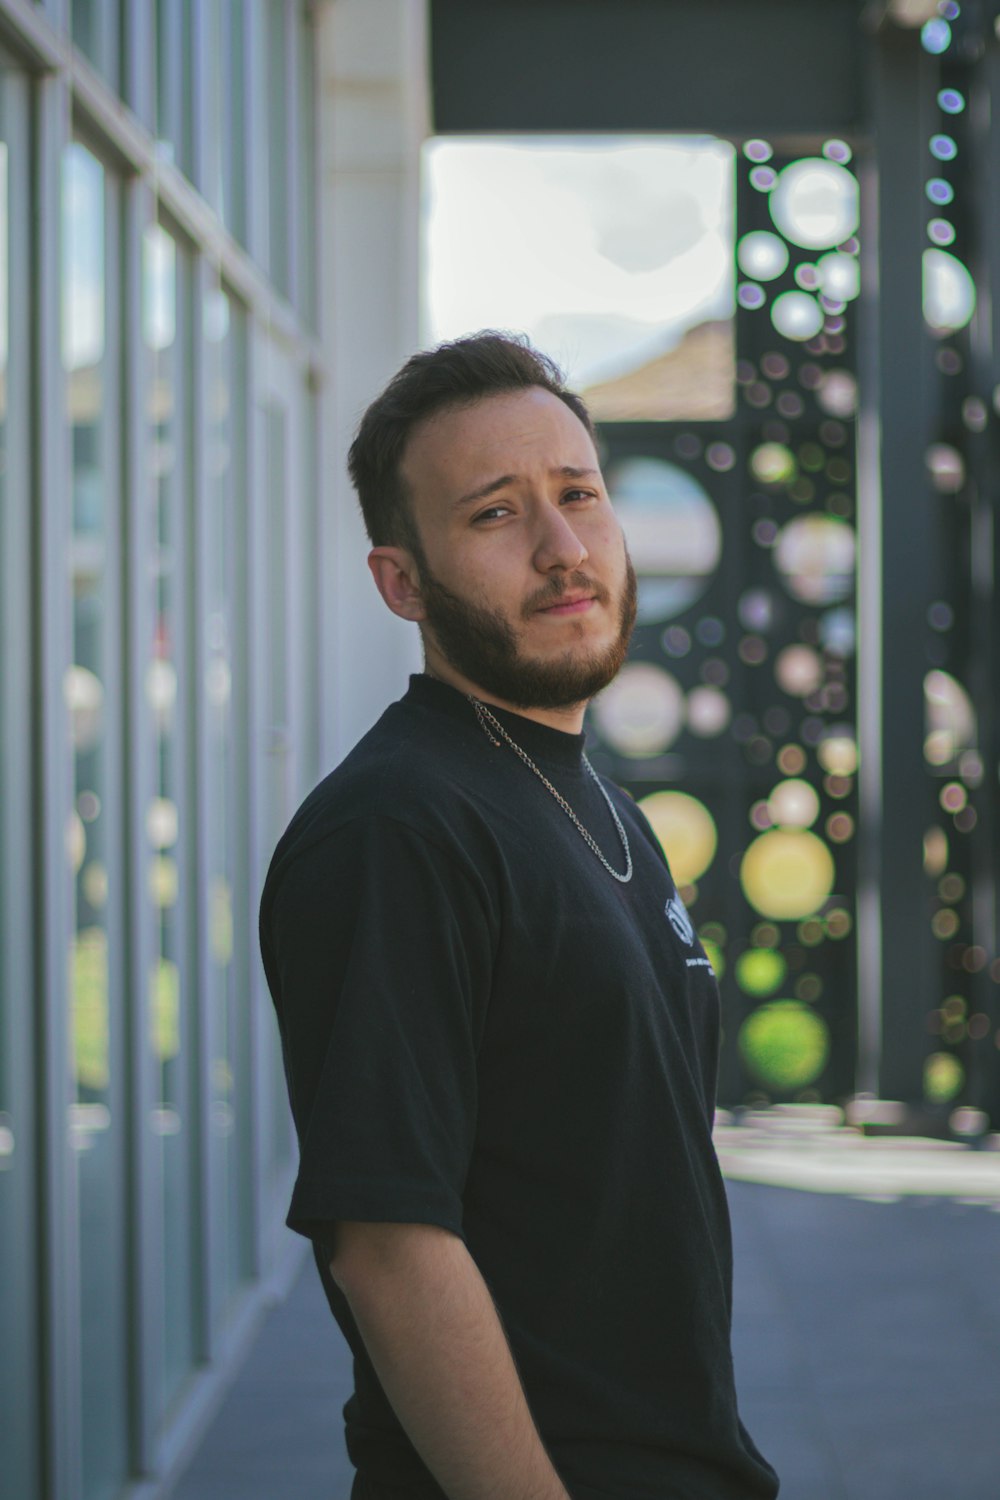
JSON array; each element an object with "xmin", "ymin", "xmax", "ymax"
[{"xmin": 865, "ymin": 24, "xmax": 938, "ymax": 1103}]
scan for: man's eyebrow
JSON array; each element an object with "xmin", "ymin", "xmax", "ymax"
[{"xmin": 454, "ymin": 466, "xmax": 600, "ymax": 510}]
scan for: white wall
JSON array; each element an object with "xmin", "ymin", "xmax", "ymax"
[{"xmin": 317, "ymin": 0, "xmax": 430, "ymax": 765}]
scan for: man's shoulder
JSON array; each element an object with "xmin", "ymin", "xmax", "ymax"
[{"xmin": 261, "ymin": 695, "xmax": 484, "ymax": 906}]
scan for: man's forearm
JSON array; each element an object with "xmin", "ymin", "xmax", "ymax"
[{"xmin": 331, "ymin": 1224, "xmax": 571, "ymax": 1500}]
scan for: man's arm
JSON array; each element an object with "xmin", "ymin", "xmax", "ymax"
[{"xmin": 329, "ymin": 1220, "xmax": 572, "ymax": 1500}]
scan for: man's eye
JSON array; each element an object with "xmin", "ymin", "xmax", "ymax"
[
  {"xmin": 563, "ymin": 489, "xmax": 596, "ymax": 503},
  {"xmin": 472, "ymin": 505, "xmax": 511, "ymax": 524}
]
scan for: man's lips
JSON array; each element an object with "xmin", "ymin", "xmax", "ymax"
[{"xmin": 535, "ymin": 594, "xmax": 597, "ymax": 616}]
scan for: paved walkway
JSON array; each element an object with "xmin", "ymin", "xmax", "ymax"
[{"xmin": 166, "ymin": 1111, "xmax": 1000, "ymax": 1500}]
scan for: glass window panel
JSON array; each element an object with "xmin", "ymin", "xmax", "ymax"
[
  {"xmin": 154, "ymin": 0, "xmax": 193, "ymax": 178},
  {"xmin": 143, "ymin": 220, "xmax": 198, "ymax": 1406},
  {"xmin": 72, "ymin": 0, "xmax": 122, "ymax": 93},
  {"xmin": 63, "ymin": 140, "xmax": 129, "ymax": 1500},
  {"xmin": 266, "ymin": 0, "xmax": 290, "ymax": 294},
  {"xmin": 203, "ymin": 281, "xmax": 253, "ymax": 1309},
  {"xmin": 296, "ymin": 1, "xmax": 317, "ymax": 324},
  {"xmin": 203, "ymin": 3, "xmax": 246, "ymax": 240}
]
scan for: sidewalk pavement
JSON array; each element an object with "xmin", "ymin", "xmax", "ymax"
[{"xmin": 166, "ymin": 1109, "xmax": 1000, "ymax": 1500}]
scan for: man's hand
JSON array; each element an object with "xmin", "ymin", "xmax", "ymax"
[{"xmin": 329, "ymin": 1220, "xmax": 572, "ymax": 1500}]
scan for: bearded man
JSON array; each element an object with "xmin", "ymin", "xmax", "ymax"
[{"xmin": 259, "ymin": 332, "xmax": 780, "ymax": 1500}]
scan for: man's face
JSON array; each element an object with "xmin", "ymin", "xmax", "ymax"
[{"xmin": 398, "ymin": 387, "xmax": 637, "ymax": 711}]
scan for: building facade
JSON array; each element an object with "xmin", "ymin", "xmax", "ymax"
[{"xmin": 0, "ymin": 3, "xmax": 424, "ymax": 1497}]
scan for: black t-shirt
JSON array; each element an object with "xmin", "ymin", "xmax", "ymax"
[{"xmin": 259, "ymin": 674, "xmax": 779, "ymax": 1500}]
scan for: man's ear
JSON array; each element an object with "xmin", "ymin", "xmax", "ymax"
[{"xmin": 367, "ymin": 546, "xmax": 427, "ymax": 622}]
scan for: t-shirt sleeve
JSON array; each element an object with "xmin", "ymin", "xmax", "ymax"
[{"xmin": 266, "ymin": 814, "xmax": 495, "ymax": 1242}]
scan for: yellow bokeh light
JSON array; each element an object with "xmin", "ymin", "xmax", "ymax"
[
  {"xmin": 740, "ymin": 828, "xmax": 836, "ymax": 920},
  {"xmin": 817, "ymin": 731, "xmax": 858, "ymax": 775},
  {"xmin": 923, "ymin": 826, "xmax": 949, "ymax": 877},
  {"xmin": 638, "ymin": 791, "xmax": 718, "ymax": 887},
  {"xmin": 924, "ymin": 1051, "xmax": 964, "ymax": 1104}
]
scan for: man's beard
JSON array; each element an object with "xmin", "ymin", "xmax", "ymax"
[{"xmin": 415, "ymin": 549, "xmax": 638, "ymax": 711}]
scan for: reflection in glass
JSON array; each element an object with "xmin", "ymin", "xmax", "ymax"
[
  {"xmin": 204, "ymin": 280, "xmax": 251, "ymax": 1307},
  {"xmin": 63, "ymin": 140, "xmax": 128, "ymax": 1500},
  {"xmin": 608, "ymin": 457, "xmax": 721, "ymax": 623},
  {"xmin": 592, "ymin": 662, "xmax": 684, "ymax": 757},
  {"xmin": 143, "ymin": 223, "xmax": 197, "ymax": 1401}
]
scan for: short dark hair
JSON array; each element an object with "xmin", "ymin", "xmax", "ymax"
[{"xmin": 347, "ymin": 330, "xmax": 596, "ymax": 552}]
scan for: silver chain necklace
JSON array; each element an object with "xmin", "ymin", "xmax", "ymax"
[{"xmin": 467, "ymin": 695, "xmax": 633, "ymax": 884}]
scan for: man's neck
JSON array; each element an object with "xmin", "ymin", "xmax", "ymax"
[{"xmin": 422, "ymin": 660, "xmax": 587, "ymax": 735}]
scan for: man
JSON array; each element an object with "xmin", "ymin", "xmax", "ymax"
[{"xmin": 259, "ymin": 333, "xmax": 780, "ymax": 1500}]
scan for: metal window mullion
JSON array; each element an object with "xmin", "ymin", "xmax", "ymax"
[
  {"xmin": 121, "ymin": 169, "xmax": 162, "ymax": 1475},
  {"xmin": 188, "ymin": 0, "xmax": 208, "ymax": 199},
  {"xmin": 284, "ymin": 0, "xmax": 300, "ymax": 312},
  {"xmin": 96, "ymin": 152, "xmax": 132, "ymax": 1495},
  {"xmin": 123, "ymin": 0, "xmax": 154, "ymax": 134},
  {"xmin": 242, "ymin": 0, "xmax": 264, "ymax": 270},
  {"xmin": 2, "ymin": 56, "xmax": 43, "ymax": 1500},
  {"xmin": 241, "ymin": 321, "xmax": 270, "ymax": 1278},
  {"xmin": 188, "ymin": 252, "xmax": 219, "ymax": 1360},
  {"xmin": 32, "ymin": 69, "xmax": 83, "ymax": 1500}
]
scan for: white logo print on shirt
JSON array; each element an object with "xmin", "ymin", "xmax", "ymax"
[{"xmin": 665, "ymin": 893, "xmax": 715, "ymax": 971}]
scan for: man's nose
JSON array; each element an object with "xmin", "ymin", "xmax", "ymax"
[{"xmin": 532, "ymin": 504, "xmax": 589, "ymax": 573}]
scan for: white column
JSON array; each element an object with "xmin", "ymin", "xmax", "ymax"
[{"xmin": 316, "ymin": 0, "xmax": 429, "ymax": 766}]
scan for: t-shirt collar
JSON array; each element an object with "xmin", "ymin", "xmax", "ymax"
[{"xmin": 406, "ymin": 673, "xmax": 587, "ymax": 770}]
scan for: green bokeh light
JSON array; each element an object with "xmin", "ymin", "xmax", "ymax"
[
  {"xmin": 738, "ymin": 999, "xmax": 830, "ymax": 1090},
  {"xmin": 735, "ymin": 947, "xmax": 787, "ymax": 997}
]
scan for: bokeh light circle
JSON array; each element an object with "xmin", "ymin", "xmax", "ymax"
[
  {"xmin": 738, "ymin": 1000, "xmax": 831, "ymax": 1089},
  {"xmin": 817, "ymin": 369, "xmax": 858, "ymax": 418},
  {"xmin": 735, "ymin": 947, "xmax": 787, "ymax": 997},
  {"xmin": 926, "ymin": 177, "xmax": 954, "ymax": 206},
  {"xmin": 774, "ymin": 515, "xmax": 856, "ymax": 604},
  {"xmin": 592, "ymin": 663, "xmax": 684, "ymax": 757},
  {"xmin": 608, "ymin": 457, "xmax": 722, "ymax": 623},
  {"xmin": 921, "ymin": 18, "xmax": 952, "ymax": 54},
  {"xmin": 775, "ymin": 643, "xmax": 824, "ymax": 697},
  {"xmin": 738, "ymin": 230, "xmax": 789, "ymax": 282},
  {"xmin": 929, "ymin": 134, "xmax": 957, "ymax": 162},
  {"xmin": 767, "ymin": 778, "xmax": 821, "ymax": 829},
  {"xmin": 770, "ymin": 291, "xmax": 824, "ymax": 342},
  {"xmin": 686, "ymin": 685, "xmax": 732, "ymax": 737},
  {"xmin": 924, "ymin": 669, "xmax": 976, "ymax": 767},
  {"xmin": 750, "ymin": 442, "xmax": 796, "ymax": 486},
  {"xmin": 738, "ymin": 283, "xmax": 766, "ymax": 310},
  {"xmin": 769, "ymin": 158, "xmax": 860, "ymax": 251},
  {"xmin": 740, "ymin": 829, "xmax": 836, "ymax": 919},
  {"xmin": 817, "ymin": 727, "xmax": 858, "ymax": 776},
  {"xmin": 925, "ymin": 443, "xmax": 964, "ymax": 493},
  {"xmin": 818, "ymin": 252, "xmax": 860, "ymax": 302},
  {"xmin": 923, "ymin": 249, "xmax": 977, "ymax": 331},
  {"xmin": 924, "ymin": 1051, "xmax": 964, "ymax": 1103},
  {"xmin": 638, "ymin": 791, "xmax": 718, "ymax": 886}
]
